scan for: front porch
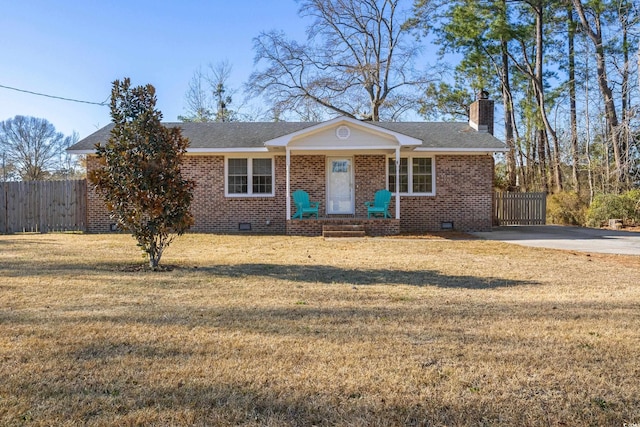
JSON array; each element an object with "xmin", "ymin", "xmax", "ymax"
[
  {"xmin": 266, "ymin": 118, "xmax": 422, "ymax": 227},
  {"xmin": 286, "ymin": 217, "xmax": 400, "ymax": 237}
]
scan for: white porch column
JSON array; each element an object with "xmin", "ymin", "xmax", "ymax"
[
  {"xmin": 285, "ymin": 147, "xmax": 291, "ymax": 220},
  {"xmin": 395, "ymin": 147, "xmax": 400, "ymax": 220}
]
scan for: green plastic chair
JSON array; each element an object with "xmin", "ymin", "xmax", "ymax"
[
  {"xmin": 292, "ymin": 190, "xmax": 320, "ymax": 219},
  {"xmin": 365, "ymin": 189, "xmax": 392, "ymax": 218}
]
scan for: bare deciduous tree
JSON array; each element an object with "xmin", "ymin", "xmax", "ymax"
[
  {"xmin": 0, "ymin": 115, "xmax": 75, "ymax": 181},
  {"xmin": 249, "ymin": 0, "xmax": 438, "ymax": 121},
  {"xmin": 179, "ymin": 61, "xmax": 239, "ymax": 122}
]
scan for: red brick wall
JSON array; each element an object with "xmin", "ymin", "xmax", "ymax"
[
  {"xmin": 85, "ymin": 156, "xmax": 114, "ymax": 233},
  {"xmin": 290, "ymin": 155, "xmax": 326, "ymax": 210},
  {"xmin": 354, "ymin": 155, "xmax": 387, "ymax": 217},
  {"xmin": 86, "ymin": 155, "xmax": 288, "ymax": 234},
  {"xmin": 85, "ymin": 153, "xmax": 494, "ymax": 234},
  {"xmin": 182, "ymin": 156, "xmax": 287, "ymax": 233},
  {"xmin": 391, "ymin": 155, "xmax": 494, "ymax": 232}
]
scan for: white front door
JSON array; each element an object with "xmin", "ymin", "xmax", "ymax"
[{"xmin": 327, "ymin": 157, "xmax": 354, "ymax": 214}]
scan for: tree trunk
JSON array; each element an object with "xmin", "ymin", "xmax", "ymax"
[
  {"xmin": 533, "ymin": 2, "xmax": 561, "ymax": 192},
  {"xmin": 147, "ymin": 243, "xmax": 163, "ymax": 270},
  {"xmin": 509, "ymin": 2, "xmax": 561, "ymax": 192},
  {"xmin": 537, "ymin": 129, "xmax": 548, "ymax": 193},
  {"xmin": 501, "ymin": 39, "xmax": 517, "ymax": 190},
  {"xmin": 583, "ymin": 33, "xmax": 594, "ymax": 202},
  {"xmin": 533, "ymin": 3, "xmax": 547, "ymax": 192},
  {"xmin": 568, "ymin": 5, "xmax": 580, "ymax": 193},
  {"xmin": 619, "ymin": 2, "xmax": 630, "ymax": 188},
  {"xmin": 572, "ymin": 0, "xmax": 622, "ymax": 188},
  {"xmin": 371, "ymin": 101, "xmax": 380, "ymax": 122}
]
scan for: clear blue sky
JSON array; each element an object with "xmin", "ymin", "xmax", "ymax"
[{"xmin": 0, "ymin": 0, "xmax": 308, "ymax": 139}]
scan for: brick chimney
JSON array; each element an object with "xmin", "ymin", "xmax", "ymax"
[{"xmin": 469, "ymin": 90, "xmax": 494, "ymax": 135}]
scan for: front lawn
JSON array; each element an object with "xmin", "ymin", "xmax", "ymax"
[{"xmin": 1, "ymin": 233, "xmax": 639, "ymax": 426}]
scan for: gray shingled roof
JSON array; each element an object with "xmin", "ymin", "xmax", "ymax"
[
  {"xmin": 67, "ymin": 121, "xmax": 506, "ymax": 152},
  {"xmin": 372, "ymin": 122, "xmax": 505, "ymax": 150}
]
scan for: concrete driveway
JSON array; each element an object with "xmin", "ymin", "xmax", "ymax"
[{"xmin": 471, "ymin": 225, "xmax": 640, "ymax": 255}]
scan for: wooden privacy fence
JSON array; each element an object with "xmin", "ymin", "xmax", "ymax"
[
  {"xmin": 494, "ymin": 192, "xmax": 546, "ymax": 226},
  {"xmin": 0, "ymin": 180, "xmax": 87, "ymax": 233}
]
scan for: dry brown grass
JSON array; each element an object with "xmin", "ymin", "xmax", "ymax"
[{"xmin": 1, "ymin": 233, "xmax": 639, "ymax": 426}]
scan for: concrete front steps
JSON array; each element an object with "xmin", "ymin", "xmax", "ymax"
[
  {"xmin": 322, "ymin": 224, "xmax": 366, "ymax": 238},
  {"xmin": 287, "ymin": 218, "xmax": 400, "ymax": 237}
]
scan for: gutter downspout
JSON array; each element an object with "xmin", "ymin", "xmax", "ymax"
[
  {"xmin": 285, "ymin": 147, "xmax": 291, "ymax": 220},
  {"xmin": 395, "ymin": 147, "xmax": 400, "ymax": 220}
]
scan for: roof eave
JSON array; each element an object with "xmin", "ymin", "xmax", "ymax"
[
  {"xmin": 413, "ymin": 147, "xmax": 509, "ymax": 154},
  {"xmin": 66, "ymin": 149, "xmax": 96, "ymax": 155},
  {"xmin": 187, "ymin": 147, "xmax": 270, "ymax": 154}
]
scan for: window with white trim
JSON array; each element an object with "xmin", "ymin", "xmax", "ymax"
[
  {"xmin": 226, "ymin": 157, "xmax": 274, "ymax": 196},
  {"xmin": 388, "ymin": 157, "xmax": 434, "ymax": 195}
]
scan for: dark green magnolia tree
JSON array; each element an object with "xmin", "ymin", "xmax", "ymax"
[{"xmin": 89, "ymin": 78, "xmax": 195, "ymax": 269}]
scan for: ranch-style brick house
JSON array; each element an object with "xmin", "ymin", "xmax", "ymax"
[{"xmin": 68, "ymin": 97, "xmax": 507, "ymax": 236}]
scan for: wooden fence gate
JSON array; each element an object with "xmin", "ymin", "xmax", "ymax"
[
  {"xmin": 494, "ymin": 192, "xmax": 546, "ymax": 226},
  {"xmin": 0, "ymin": 180, "xmax": 87, "ymax": 233}
]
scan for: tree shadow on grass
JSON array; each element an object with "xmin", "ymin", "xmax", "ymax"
[
  {"xmin": 0, "ymin": 260, "xmax": 539, "ymax": 289},
  {"xmin": 198, "ymin": 263, "xmax": 539, "ymax": 289},
  {"xmin": 0, "ymin": 259, "xmax": 173, "ymax": 277}
]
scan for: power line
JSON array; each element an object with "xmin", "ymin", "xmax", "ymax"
[{"xmin": 0, "ymin": 83, "xmax": 108, "ymax": 106}]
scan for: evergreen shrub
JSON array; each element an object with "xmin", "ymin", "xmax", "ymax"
[{"xmin": 547, "ymin": 191, "xmax": 587, "ymax": 225}]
